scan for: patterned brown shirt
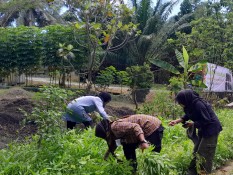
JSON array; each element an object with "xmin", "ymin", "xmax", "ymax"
[{"xmin": 111, "ymin": 114, "xmax": 161, "ymax": 144}]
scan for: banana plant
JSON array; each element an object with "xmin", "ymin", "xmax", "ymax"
[{"xmin": 150, "ymin": 46, "xmax": 207, "ymax": 89}]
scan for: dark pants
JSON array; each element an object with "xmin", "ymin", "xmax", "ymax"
[
  {"xmin": 187, "ymin": 134, "xmax": 219, "ymax": 175},
  {"xmin": 66, "ymin": 120, "xmax": 93, "ymax": 129},
  {"xmin": 122, "ymin": 125, "xmax": 164, "ymax": 172}
]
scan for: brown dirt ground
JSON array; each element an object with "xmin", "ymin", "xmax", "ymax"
[
  {"xmin": 0, "ymin": 87, "xmax": 37, "ymax": 149},
  {"xmin": 0, "ymin": 87, "xmax": 135, "ymax": 149},
  {"xmin": 0, "ymin": 87, "xmax": 232, "ymax": 174}
]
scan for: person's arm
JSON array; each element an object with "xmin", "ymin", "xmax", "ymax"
[
  {"xmin": 169, "ymin": 118, "xmax": 184, "ymax": 126},
  {"xmin": 94, "ymin": 98, "xmax": 109, "ymax": 120},
  {"xmin": 104, "ymin": 139, "xmax": 117, "ymax": 160},
  {"xmin": 138, "ymin": 133, "xmax": 149, "ymax": 152},
  {"xmin": 112, "ymin": 122, "xmax": 150, "ymax": 152}
]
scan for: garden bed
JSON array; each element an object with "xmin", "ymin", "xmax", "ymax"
[{"xmin": 0, "ymin": 87, "xmax": 135, "ymax": 149}]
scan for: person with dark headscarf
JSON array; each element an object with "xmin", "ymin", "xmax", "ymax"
[
  {"xmin": 169, "ymin": 89, "xmax": 222, "ymax": 175},
  {"xmin": 95, "ymin": 114, "xmax": 164, "ymax": 172},
  {"xmin": 63, "ymin": 92, "xmax": 111, "ymax": 129}
]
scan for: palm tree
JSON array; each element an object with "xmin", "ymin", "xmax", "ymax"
[
  {"xmin": 126, "ymin": 0, "xmax": 192, "ymax": 65},
  {"xmin": 0, "ymin": 0, "xmax": 65, "ymax": 27}
]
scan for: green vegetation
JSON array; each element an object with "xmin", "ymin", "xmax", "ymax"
[
  {"xmin": 0, "ymin": 0, "xmax": 233, "ymax": 174},
  {"xmin": 150, "ymin": 46, "xmax": 207, "ymax": 90},
  {"xmin": 126, "ymin": 64, "xmax": 154, "ymax": 108},
  {"xmin": 0, "ymin": 87, "xmax": 232, "ymax": 175},
  {"xmin": 0, "ymin": 109, "xmax": 231, "ymax": 175}
]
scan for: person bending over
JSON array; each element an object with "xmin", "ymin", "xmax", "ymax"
[
  {"xmin": 95, "ymin": 114, "xmax": 164, "ymax": 172},
  {"xmin": 63, "ymin": 92, "xmax": 111, "ymax": 129}
]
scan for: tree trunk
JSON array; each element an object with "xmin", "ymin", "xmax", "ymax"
[
  {"xmin": 132, "ymin": 89, "xmax": 138, "ymax": 109},
  {"xmin": 60, "ymin": 72, "xmax": 66, "ymax": 87}
]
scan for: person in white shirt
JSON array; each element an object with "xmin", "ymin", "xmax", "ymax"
[{"xmin": 63, "ymin": 92, "xmax": 111, "ymax": 129}]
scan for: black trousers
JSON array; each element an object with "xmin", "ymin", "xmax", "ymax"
[
  {"xmin": 187, "ymin": 134, "xmax": 219, "ymax": 175},
  {"xmin": 66, "ymin": 120, "xmax": 93, "ymax": 129},
  {"xmin": 122, "ymin": 125, "xmax": 164, "ymax": 171}
]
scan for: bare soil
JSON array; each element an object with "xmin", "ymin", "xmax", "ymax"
[{"xmin": 0, "ymin": 87, "xmax": 37, "ymax": 149}]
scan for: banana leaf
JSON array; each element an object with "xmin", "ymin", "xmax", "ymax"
[
  {"xmin": 175, "ymin": 49, "xmax": 185, "ymax": 69},
  {"xmin": 188, "ymin": 61, "xmax": 207, "ymax": 73},
  {"xmin": 182, "ymin": 46, "xmax": 189, "ymax": 70},
  {"xmin": 150, "ymin": 59, "xmax": 180, "ymax": 75}
]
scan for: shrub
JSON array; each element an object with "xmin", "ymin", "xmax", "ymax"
[
  {"xmin": 126, "ymin": 64, "xmax": 153, "ymax": 105},
  {"xmin": 138, "ymin": 90, "xmax": 183, "ymax": 118}
]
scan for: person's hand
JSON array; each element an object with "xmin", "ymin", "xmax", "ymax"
[
  {"xmin": 169, "ymin": 120, "xmax": 177, "ymax": 126},
  {"xmin": 169, "ymin": 118, "xmax": 183, "ymax": 126},
  {"xmin": 182, "ymin": 122, "xmax": 193, "ymax": 128},
  {"xmin": 139, "ymin": 142, "xmax": 149, "ymax": 152}
]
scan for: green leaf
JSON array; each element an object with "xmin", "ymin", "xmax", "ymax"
[
  {"xmin": 67, "ymin": 44, "xmax": 73, "ymax": 51},
  {"xmin": 175, "ymin": 49, "xmax": 185, "ymax": 68},
  {"xmin": 75, "ymin": 23, "xmax": 81, "ymax": 29},
  {"xmin": 92, "ymin": 23, "xmax": 101, "ymax": 30},
  {"xmin": 150, "ymin": 59, "xmax": 180, "ymax": 75},
  {"xmin": 191, "ymin": 80, "xmax": 207, "ymax": 88},
  {"xmin": 188, "ymin": 64, "xmax": 202, "ymax": 73},
  {"xmin": 117, "ymin": 21, "xmax": 123, "ymax": 28},
  {"xmin": 182, "ymin": 46, "xmax": 189, "ymax": 69},
  {"xmin": 188, "ymin": 61, "xmax": 207, "ymax": 73}
]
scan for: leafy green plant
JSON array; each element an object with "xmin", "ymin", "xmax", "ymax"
[
  {"xmin": 150, "ymin": 46, "xmax": 207, "ymax": 89},
  {"xmin": 0, "ymin": 25, "xmax": 88, "ymax": 86},
  {"xmin": 73, "ymin": 1, "xmax": 140, "ymax": 92},
  {"xmin": 23, "ymin": 86, "xmax": 75, "ymax": 146},
  {"xmin": 0, "ymin": 109, "xmax": 232, "ymax": 174},
  {"xmin": 138, "ymin": 150, "xmax": 176, "ymax": 175},
  {"xmin": 168, "ymin": 76, "xmax": 184, "ymax": 94},
  {"xmin": 95, "ymin": 66, "xmax": 117, "ymax": 91},
  {"xmin": 138, "ymin": 91, "xmax": 183, "ymax": 119},
  {"xmin": 0, "ymin": 129, "xmax": 133, "ymax": 175},
  {"xmin": 126, "ymin": 64, "xmax": 154, "ymax": 108},
  {"xmin": 116, "ymin": 70, "xmax": 130, "ymax": 94}
]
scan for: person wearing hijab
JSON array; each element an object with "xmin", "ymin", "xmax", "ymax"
[
  {"xmin": 63, "ymin": 92, "xmax": 111, "ymax": 129},
  {"xmin": 169, "ymin": 89, "xmax": 222, "ymax": 175},
  {"xmin": 95, "ymin": 114, "xmax": 164, "ymax": 172}
]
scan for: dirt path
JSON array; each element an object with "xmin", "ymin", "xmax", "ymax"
[
  {"xmin": 214, "ymin": 161, "xmax": 233, "ymax": 175},
  {"xmin": 29, "ymin": 77, "xmax": 131, "ymax": 94}
]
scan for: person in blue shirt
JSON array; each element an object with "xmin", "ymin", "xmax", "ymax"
[
  {"xmin": 169, "ymin": 89, "xmax": 222, "ymax": 175},
  {"xmin": 63, "ymin": 92, "xmax": 111, "ymax": 129}
]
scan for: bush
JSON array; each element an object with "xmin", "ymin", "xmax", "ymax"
[
  {"xmin": 126, "ymin": 64, "xmax": 153, "ymax": 103},
  {"xmin": 138, "ymin": 90, "xmax": 183, "ymax": 118},
  {"xmin": 95, "ymin": 66, "xmax": 117, "ymax": 90}
]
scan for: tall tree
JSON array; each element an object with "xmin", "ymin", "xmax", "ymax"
[
  {"xmin": 169, "ymin": 0, "xmax": 233, "ymax": 70},
  {"xmin": 0, "ymin": 0, "xmax": 65, "ymax": 27},
  {"xmin": 66, "ymin": 0, "xmax": 139, "ymax": 91},
  {"xmin": 126, "ymin": 0, "xmax": 191, "ymax": 65}
]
